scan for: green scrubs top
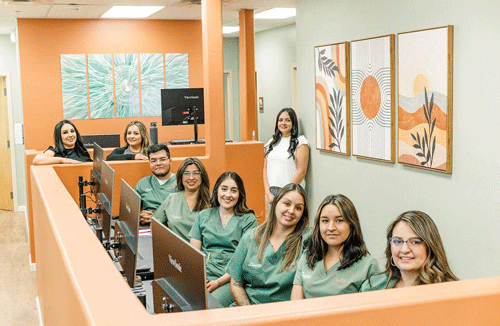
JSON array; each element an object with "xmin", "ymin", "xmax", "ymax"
[
  {"xmin": 293, "ymin": 254, "xmax": 380, "ymax": 298},
  {"xmin": 152, "ymin": 192, "xmax": 199, "ymax": 242},
  {"xmin": 360, "ymin": 273, "xmax": 397, "ymax": 292},
  {"xmin": 227, "ymin": 229, "xmax": 310, "ymax": 305},
  {"xmin": 189, "ymin": 207, "xmax": 257, "ymax": 281},
  {"xmin": 189, "ymin": 207, "xmax": 257, "ymax": 307},
  {"xmin": 134, "ymin": 174, "xmax": 178, "ymax": 212}
]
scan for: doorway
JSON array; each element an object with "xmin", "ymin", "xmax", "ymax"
[{"xmin": 0, "ymin": 76, "xmax": 14, "ymax": 211}]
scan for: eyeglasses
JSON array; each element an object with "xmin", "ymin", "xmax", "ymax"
[
  {"xmin": 150, "ymin": 157, "xmax": 168, "ymax": 164},
  {"xmin": 388, "ymin": 237, "xmax": 424, "ymax": 249},
  {"xmin": 183, "ymin": 171, "xmax": 201, "ymax": 177}
]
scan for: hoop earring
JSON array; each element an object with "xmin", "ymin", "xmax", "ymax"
[{"xmin": 391, "ymin": 257, "xmax": 396, "ymax": 266}]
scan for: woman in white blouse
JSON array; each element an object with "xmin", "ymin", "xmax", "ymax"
[{"xmin": 264, "ymin": 108, "xmax": 310, "ymax": 203}]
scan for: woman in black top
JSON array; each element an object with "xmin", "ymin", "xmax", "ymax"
[
  {"xmin": 106, "ymin": 120, "xmax": 150, "ymax": 161},
  {"xmin": 33, "ymin": 120, "xmax": 92, "ymax": 165}
]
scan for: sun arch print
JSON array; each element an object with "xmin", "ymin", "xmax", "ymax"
[
  {"xmin": 398, "ymin": 26, "xmax": 453, "ymax": 173},
  {"xmin": 314, "ymin": 42, "xmax": 351, "ymax": 155},
  {"xmin": 351, "ymin": 35, "xmax": 395, "ymax": 162}
]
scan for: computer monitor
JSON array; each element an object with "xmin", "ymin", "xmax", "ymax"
[
  {"xmin": 81, "ymin": 133, "xmax": 121, "ymax": 149},
  {"xmin": 161, "ymin": 88, "xmax": 205, "ymax": 126},
  {"xmin": 113, "ymin": 179, "xmax": 141, "ymax": 288},
  {"xmin": 97, "ymin": 161, "xmax": 115, "ymax": 240},
  {"xmin": 151, "ymin": 218, "xmax": 208, "ymax": 312},
  {"xmin": 90, "ymin": 143, "xmax": 104, "ymax": 195}
]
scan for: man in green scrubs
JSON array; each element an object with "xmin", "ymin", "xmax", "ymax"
[
  {"xmin": 134, "ymin": 143, "xmax": 178, "ymax": 225},
  {"xmin": 189, "ymin": 207, "xmax": 257, "ymax": 306},
  {"xmin": 227, "ymin": 230, "xmax": 306, "ymax": 305},
  {"xmin": 293, "ymin": 253, "xmax": 380, "ymax": 298}
]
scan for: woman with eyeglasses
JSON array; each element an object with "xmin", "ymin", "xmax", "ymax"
[
  {"xmin": 189, "ymin": 172, "xmax": 257, "ymax": 307},
  {"xmin": 291, "ymin": 194, "xmax": 379, "ymax": 299},
  {"xmin": 227, "ymin": 183, "xmax": 310, "ymax": 305},
  {"xmin": 152, "ymin": 157, "xmax": 210, "ymax": 242},
  {"xmin": 361, "ymin": 211, "xmax": 458, "ymax": 291}
]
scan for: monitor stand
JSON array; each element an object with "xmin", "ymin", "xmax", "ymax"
[{"xmin": 169, "ymin": 139, "xmax": 206, "ymax": 146}]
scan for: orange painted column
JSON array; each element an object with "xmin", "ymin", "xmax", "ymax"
[
  {"xmin": 202, "ymin": 0, "xmax": 226, "ymax": 177},
  {"xmin": 239, "ymin": 9, "xmax": 257, "ymax": 142}
]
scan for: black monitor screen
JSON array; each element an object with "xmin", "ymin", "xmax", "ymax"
[
  {"xmin": 151, "ymin": 218, "xmax": 207, "ymax": 312},
  {"xmin": 92, "ymin": 142, "xmax": 104, "ymax": 178},
  {"xmin": 161, "ymin": 88, "xmax": 204, "ymax": 126},
  {"xmin": 115, "ymin": 179, "xmax": 141, "ymax": 288},
  {"xmin": 81, "ymin": 134, "xmax": 121, "ymax": 149},
  {"xmin": 99, "ymin": 161, "xmax": 115, "ymax": 216}
]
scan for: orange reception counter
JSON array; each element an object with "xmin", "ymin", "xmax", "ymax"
[{"xmin": 29, "ymin": 143, "xmax": 500, "ymax": 325}]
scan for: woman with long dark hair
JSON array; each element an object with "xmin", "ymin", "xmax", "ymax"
[
  {"xmin": 189, "ymin": 172, "xmax": 257, "ymax": 307},
  {"xmin": 291, "ymin": 194, "xmax": 379, "ymax": 299},
  {"xmin": 264, "ymin": 108, "xmax": 309, "ymax": 203},
  {"xmin": 33, "ymin": 120, "xmax": 92, "ymax": 164},
  {"xmin": 106, "ymin": 120, "xmax": 150, "ymax": 161},
  {"xmin": 361, "ymin": 211, "xmax": 458, "ymax": 291},
  {"xmin": 152, "ymin": 157, "xmax": 210, "ymax": 242},
  {"xmin": 228, "ymin": 183, "xmax": 310, "ymax": 305}
]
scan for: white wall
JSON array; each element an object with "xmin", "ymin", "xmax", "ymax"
[
  {"xmin": 223, "ymin": 37, "xmax": 241, "ymax": 141},
  {"xmin": 295, "ymin": 0, "xmax": 500, "ymax": 280},
  {"xmin": 0, "ymin": 26, "xmax": 26, "ymax": 208},
  {"xmin": 255, "ymin": 24, "xmax": 297, "ymax": 143}
]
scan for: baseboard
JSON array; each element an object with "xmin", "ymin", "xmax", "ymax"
[
  {"xmin": 18, "ymin": 205, "xmax": 27, "ymax": 213},
  {"xmin": 35, "ymin": 296, "xmax": 44, "ymax": 326},
  {"xmin": 29, "ymin": 254, "xmax": 36, "ymax": 272}
]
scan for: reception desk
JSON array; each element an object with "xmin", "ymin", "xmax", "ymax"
[
  {"xmin": 29, "ymin": 143, "xmax": 500, "ymax": 325},
  {"xmin": 25, "ymin": 142, "xmax": 264, "ymax": 264}
]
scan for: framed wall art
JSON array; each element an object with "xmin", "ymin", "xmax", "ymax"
[
  {"xmin": 351, "ymin": 34, "xmax": 395, "ymax": 162},
  {"xmin": 61, "ymin": 54, "xmax": 88, "ymax": 120},
  {"xmin": 140, "ymin": 53, "xmax": 166, "ymax": 117},
  {"xmin": 314, "ymin": 42, "xmax": 350, "ymax": 155},
  {"xmin": 88, "ymin": 54, "xmax": 114, "ymax": 119},
  {"xmin": 398, "ymin": 26, "xmax": 453, "ymax": 173},
  {"xmin": 114, "ymin": 53, "xmax": 140, "ymax": 118}
]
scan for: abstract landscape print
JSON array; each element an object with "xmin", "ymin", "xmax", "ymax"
[
  {"xmin": 314, "ymin": 42, "xmax": 350, "ymax": 155},
  {"xmin": 398, "ymin": 26, "xmax": 453, "ymax": 173},
  {"xmin": 351, "ymin": 35, "xmax": 395, "ymax": 162}
]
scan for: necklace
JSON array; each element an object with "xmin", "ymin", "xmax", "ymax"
[{"xmin": 221, "ymin": 213, "xmax": 233, "ymax": 227}]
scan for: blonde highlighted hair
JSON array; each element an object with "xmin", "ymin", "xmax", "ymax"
[
  {"xmin": 124, "ymin": 120, "xmax": 150, "ymax": 155},
  {"xmin": 384, "ymin": 211, "xmax": 458, "ymax": 287},
  {"xmin": 255, "ymin": 183, "xmax": 309, "ymax": 273}
]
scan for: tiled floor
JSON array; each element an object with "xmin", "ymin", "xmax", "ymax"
[{"xmin": 0, "ymin": 210, "xmax": 38, "ymax": 326}]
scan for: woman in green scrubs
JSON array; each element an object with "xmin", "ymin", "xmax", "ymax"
[
  {"xmin": 189, "ymin": 172, "xmax": 258, "ymax": 307},
  {"xmin": 360, "ymin": 211, "xmax": 458, "ymax": 292},
  {"xmin": 227, "ymin": 183, "xmax": 310, "ymax": 305},
  {"xmin": 152, "ymin": 157, "xmax": 210, "ymax": 242},
  {"xmin": 291, "ymin": 194, "xmax": 379, "ymax": 299}
]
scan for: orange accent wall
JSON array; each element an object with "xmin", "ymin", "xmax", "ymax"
[
  {"xmin": 17, "ymin": 18, "xmax": 205, "ymax": 151},
  {"xmin": 201, "ymin": 0, "xmax": 226, "ymax": 179},
  {"xmin": 239, "ymin": 10, "xmax": 257, "ymax": 141}
]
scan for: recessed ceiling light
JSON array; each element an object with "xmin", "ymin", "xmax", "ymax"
[
  {"xmin": 101, "ymin": 6, "xmax": 164, "ymax": 19},
  {"xmin": 254, "ymin": 8, "xmax": 296, "ymax": 19},
  {"xmin": 223, "ymin": 26, "xmax": 239, "ymax": 34}
]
